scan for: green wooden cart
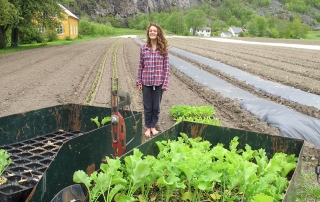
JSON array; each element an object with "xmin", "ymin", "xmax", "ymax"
[{"xmin": 0, "ymin": 104, "xmax": 304, "ymax": 202}]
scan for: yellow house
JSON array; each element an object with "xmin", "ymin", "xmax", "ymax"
[{"xmin": 56, "ymin": 4, "xmax": 79, "ymax": 39}]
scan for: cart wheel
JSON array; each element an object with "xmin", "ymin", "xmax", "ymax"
[{"xmin": 51, "ymin": 184, "xmax": 86, "ymax": 202}]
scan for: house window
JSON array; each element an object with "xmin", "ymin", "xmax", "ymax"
[
  {"xmin": 56, "ymin": 25, "xmax": 64, "ymax": 35},
  {"xmin": 38, "ymin": 26, "xmax": 46, "ymax": 33},
  {"xmin": 50, "ymin": 13, "xmax": 57, "ymax": 18},
  {"xmin": 70, "ymin": 25, "xmax": 73, "ymax": 35}
]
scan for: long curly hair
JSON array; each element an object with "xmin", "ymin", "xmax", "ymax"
[{"xmin": 146, "ymin": 22, "xmax": 168, "ymax": 55}]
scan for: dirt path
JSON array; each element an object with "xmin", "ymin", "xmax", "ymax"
[{"xmin": 0, "ymin": 37, "xmax": 319, "ymax": 158}]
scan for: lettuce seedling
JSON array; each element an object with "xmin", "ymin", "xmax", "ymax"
[
  {"xmin": 73, "ymin": 157, "xmax": 127, "ymax": 202},
  {"xmin": 90, "ymin": 116, "xmax": 101, "ymax": 128},
  {"xmin": 122, "ymin": 149, "xmax": 152, "ymax": 199},
  {"xmin": 90, "ymin": 116, "xmax": 111, "ymax": 128},
  {"xmin": 101, "ymin": 116, "xmax": 111, "ymax": 126},
  {"xmin": 169, "ymin": 105, "xmax": 221, "ymax": 126},
  {"xmin": 0, "ymin": 149, "xmax": 12, "ymax": 176}
]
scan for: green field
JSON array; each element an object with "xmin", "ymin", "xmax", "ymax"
[{"xmin": 306, "ymin": 31, "xmax": 320, "ymax": 40}]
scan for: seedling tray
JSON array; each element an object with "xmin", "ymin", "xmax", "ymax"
[
  {"xmin": 0, "ymin": 104, "xmax": 142, "ymax": 202},
  {"xmin": 0, "ymin": 130, "xmax": 82, "ymax": 202}
]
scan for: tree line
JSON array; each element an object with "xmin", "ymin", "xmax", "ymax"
[
  {"xmin": 1, "ymin": 0, "xmax": 317, "ymax": 49},
  {"xmin": 119, "ymin": 0, "xmax": 312, "ymax": 39},
  {"xmin": 0, "ymin": 0, "xmax": 77, "ymax": 49}
]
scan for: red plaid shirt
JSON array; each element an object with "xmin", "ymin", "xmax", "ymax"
[{"xmin": 136, "ymin": 44, "xmax": 170, "ymax": 90}]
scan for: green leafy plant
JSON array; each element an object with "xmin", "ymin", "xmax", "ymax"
[
  {"xmin": 73, "ymin": 157, "xmax": 127, "ymax": 202},
  {"xmin": 0, "ymin": 149, "xmax": 12, "ymax": 186},
  {"xmin": 0, "ymin": 149, "xmax": 12, "ymax": 176},
  {"xmin": 73, "ymin": 134, "xmax": 298, "ymax": 201},
  {"xmin": 116, "ymin": 149, "xmax": 156, "ymax": 201},
  {"xmin": 169, "ymin": 105, "xmax": 221, "ymax": 126},
  {"xmin": 101, "ymin": 116, "xmax": 111, "ymax": 126},
  {"xmin": 90, "ymin": 116, "xmax": 111, "ymax": 128},
  {"xmin": 90, "ymin": 116, "xmax": 101, "ymax": 128}
]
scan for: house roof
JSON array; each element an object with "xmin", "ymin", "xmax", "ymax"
[
  {"xmin": 230, "ymin": 27, "xmax": 243, "ymax": 34},
  {"xmin": 221, "ymin": 32, "xmax": 232, "ymax": 36},
  {"xmin": 59, "ymin": 4, "xmax": 79, "ymax": 20},
  {"xmin": 201, "ymin": 27, "xmax": 212, "ymax": 30}
]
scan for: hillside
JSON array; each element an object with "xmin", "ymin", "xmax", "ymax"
[{"xmin": 67, "ymin": 0, "xmax": 320, "ymax": 29}]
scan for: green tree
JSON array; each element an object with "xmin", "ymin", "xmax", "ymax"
[
  {"xmin": 284, "ymin": 27, "xmax": 292, "ymax": 38},
  {"xmin": 106, "ymin": 15, "xmax": 123, "ymax": 28},
  {"xmin": 284, "ymin": 0, "xmax": 310, "ymax": 14},
  {"xmin": 130, "ymin": 12, "xmax": 149, "ymax": 30},
  {"xmin": 267, "ymin": 16, "xmax": 278, "ymax": 28},
  {"xmin": 268, "ymin": 27, "xmax": 280, "ymax": 38},
  {"xmin": 165, "ymin": 12, "xmax": 186, "ymax": 34},
  {"xmin": 247, "ymin": 16, "xmax": 258, "ymax": 36},
  {"xmin": 227, "ymin": 16, "xmax": 241, "ymax": 27},
  {"xmin": 198, "ymin": 2, "xmax": 215, "ymax": 16},
  {"xmin": 79, "ymin": 18, "xmax": 94, "ymax": 35},
  {"xmin": 185, "ymin": 9, "xmax": 206, "ymax": 35},
  {"xmin": 149, "ymin": 12, "xmax": 170, "ymax": 29},
  {"xmin": 247, "ymin": 15, "xmax": 268, "ymax": 37},
  {"xmin": 0, "ymin": 0, "xmax": 19, "ymax": 48},
  {"xmin": 211, "ymin": 19, "xmax": 227, "ymax": 32},
  {"xmin": 7, "ymin": 0, "xmax": 74, "ymax": 47},
  {"xmin": 238, "ymin": 7, "xmax": 254, "ymax": 24},
  {"xmin": 290, "ymin": 19, "xmax": 309, "ymax": 38},
  {"xmin": 256, "ymin": 16, "xmax": 268, "ymax": 36},
  {"xmin": 217, "ymin": 6, "xmax": 233, "ymax": 22}
]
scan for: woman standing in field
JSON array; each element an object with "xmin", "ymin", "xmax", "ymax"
[{"xmin": 136, "ymin": 22, "xmax": 170, "ymax": 137}]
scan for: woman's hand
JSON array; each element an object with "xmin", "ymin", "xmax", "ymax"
[{"xmin": 138, "ymin": 84, "xmax": 142, "ymax": 90}]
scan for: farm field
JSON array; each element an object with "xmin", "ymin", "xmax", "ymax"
[{"xmin": 0, "ymin": 36, "xmax": 319, "ymax": 198}]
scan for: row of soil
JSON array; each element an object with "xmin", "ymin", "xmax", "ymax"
[
  {"xmin": 168, "ymin": 48, "xmax": 320, "ymax": 120},
  {"xmin": 167, "ymin": 38, "xmax": 320, "ymax": 95},
  {"xmin": 208, "ymin": 42, "xmax": 320, "ymax": 73},
  {"xmin": 228, "ymin": 37, "xmax": 320, "ymax": 46},
  {"xmin": 89, "ymin": 38, "xmax": 122, "ymax": 107},
  {"xmin": 0, "ymin": 38, "xmax": 119, "ymax": 117},
  {"xmin": 89, "ymin": 37, "xmax": 146, "ymax": 119},
  {"xmin": 203, "ymin": 39, "xmax": 320, "ymax": 68}
]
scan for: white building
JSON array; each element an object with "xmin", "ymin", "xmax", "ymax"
[
  {"xmin": 189, "ymin": 27, "xmax": 212, "ymax": 37},
  {"xmin": 220, "ymin": 32, "xmax": 232, "ymax": 37},
  {"xmin": 228, "ymin": 27, "xmax": 244, "ymax": 37}
]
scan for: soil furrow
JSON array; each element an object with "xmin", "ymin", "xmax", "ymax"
[
  {"xmin": 170, "ymin": 51, "xmax": 320, "ymax": 120},
  {"xmin": 204, "ymin": 41, "xmax": 320, "ymax": 71},
  {"xmin": 169, "ymin": 39, "xmax": 320, "ymax": 79},
  {"xmin": 200, "ymin": 38, "xmax": 320, "ymax": 65},
  {"xmin": 89, "ymin": 39, "xmax": 120, "ymax": 107},
  {"xmin": 168, "ymin": 39, "xmax": 320, "ymax": 95},
  {"xmin": 0, "ymin": 38, "xmax": 115, "ymax": 116}
]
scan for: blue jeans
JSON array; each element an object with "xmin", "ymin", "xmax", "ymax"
[{"xmin": 142, "ymin": 85, "xmax": 163, "ymax": 128}]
